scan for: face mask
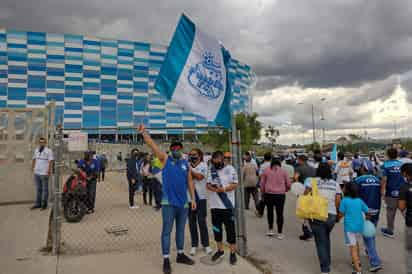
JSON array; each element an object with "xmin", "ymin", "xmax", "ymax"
[
  {"xmin": 171, "ymin": 150, "xmax": 182, "ymax": 159},
  {"xmin": 189, "ymin": 156, "xmax": 199, "ymax": 163},
  {"xmin": 214, "ymin": 161, "xmax": 224, "ymax": 170}
]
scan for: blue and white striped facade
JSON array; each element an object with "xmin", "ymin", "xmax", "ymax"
[{"xmin": 0, "ymin": 28, "xmax": 254, "ymax": 134}]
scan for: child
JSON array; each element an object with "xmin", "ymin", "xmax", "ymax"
[{"xmin": 339, "ymin": 183, "xmax": 369, "ymax": 274}]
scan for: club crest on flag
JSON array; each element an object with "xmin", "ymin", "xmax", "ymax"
[{"xmin": 188, "ymin": 51, "xmax": 224, "ymax": 100}]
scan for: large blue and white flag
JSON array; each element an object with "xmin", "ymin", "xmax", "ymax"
[{"xmin": 155, "ymin": 14, "xmax": 232, "ymax": 128}]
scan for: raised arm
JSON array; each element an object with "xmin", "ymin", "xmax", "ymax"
[{"xmin": 138, "ymin": 124, "xmax": 167, "ymax": 165}]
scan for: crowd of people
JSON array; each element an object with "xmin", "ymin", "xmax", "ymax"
[{"xmin": 29, "ymin": 132, "xmax": 412, "ymax": 274}]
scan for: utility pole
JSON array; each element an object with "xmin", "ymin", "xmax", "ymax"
[{"xmin": 311, "ymin": 104, "xmax": 316, "ymax": 144}]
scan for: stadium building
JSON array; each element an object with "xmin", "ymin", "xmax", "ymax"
[{"xmin": 0, "ymin": 28, "xmax": 254, "ymax": 139}]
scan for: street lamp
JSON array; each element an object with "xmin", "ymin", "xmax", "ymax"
[{"xmin": 298, "ymin": 97, "xmax": 326, "ymax": 145}]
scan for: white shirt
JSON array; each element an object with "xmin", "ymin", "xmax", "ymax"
[
  {"xmin": 304, "ymin": 177, "xmax": 342, "ymax": 215},
  {"xmin": 33, "ymin": 147, "xmax": 54, "ymax": 175},
  {"xmin": 192, "ymin": 161, "xmax": 208, "ymax": 200},
  {"xmin": 335, "ymin": 160, "xmax": 353, "ymax": 185},
  {"xmin": 207, "ymin": 165, "xmax": 238, "ymax": 209}
]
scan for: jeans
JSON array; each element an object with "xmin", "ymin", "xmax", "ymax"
[
  {"xmin": 244, "ymin": 187, "xmax": 258, "ymax": 210},
  {"xmin": 86, "ymin": 179, "xmax": 97, "ymax": 210},
  {"xmin": 34, "ymin": 174, "xmax": 49, "ymax": 207},
  {"xmin": 310, "ymin": 214, "xmax": 336, "ymax": 273},
  {"xmin": 161, "ymin": 205, "xmax": 188, "ymax": 256},
  {"xmin": 189, "ymin": 199, "xmax": 209, "ymax": 248},
  {"xmin": 363, "ymin": 217, "xmax": 382, "ymax": 267},
  {"xmin": 264, "ymin": 193, "xmax": 286, "ymax": 233}
]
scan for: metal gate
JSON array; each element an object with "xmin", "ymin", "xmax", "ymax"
[{"xmin": 0, "ymin": 104, "xmax": 55, "ymax": 205}]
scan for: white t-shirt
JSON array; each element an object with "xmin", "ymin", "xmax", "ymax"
[
  {"xmin": 207, "ymin": 165, "xmax": 238, "ymax": 209},
  {"xmin": 335, "ymin": 160, "xmax": 353, "ymax": 185},
  {"xmin": 192, "ymin": 161, "xmax": 208, "ymax": 200},
  {"xmin": 33, "ymin": 147, "xmax": 54, "ymax": 175},
  {"xmin": 304, "ymin": 177, "xmax": 342, "ymax": 215}
]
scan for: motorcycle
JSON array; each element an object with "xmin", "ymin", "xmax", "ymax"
[{"xmin": 62, "ymin": 168, "xmax": 88, "ymax": 223}]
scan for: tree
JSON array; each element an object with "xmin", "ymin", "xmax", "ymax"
[
  {"xmin": 264, "ymin": 125, "xmax": 279, "ymax": 148},
  {"xmin": 199, "ymin": 113, "xmax": 262, "ymax": 152}
]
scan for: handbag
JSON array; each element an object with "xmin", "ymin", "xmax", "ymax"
[{"xmin": 296, "ymin": 178, "xmax": 328, "ymax": 221}]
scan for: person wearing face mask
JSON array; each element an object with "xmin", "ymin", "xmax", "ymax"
[
  {"xmin": 138, "ymin": 124, "xmax": 196, "ymax": 274},
  {"xmin": 126, "ymin": 148, "xmax": 143, "ymax": 209},
  {"xmin": 188, "ymin": 148, "xmax": 212, "ymax": 256},
  {"xmin": 31, "ymin": 137, "xmax": 54, "ymax": 210},
  {"xmin": 206, "ymin": 151, "xmax": 239, "ymax": 265},
  {"xmin": 77, "ymin": 151, "xmax": 99, "ymax": 214}
]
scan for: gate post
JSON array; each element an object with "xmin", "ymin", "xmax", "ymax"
[{"xmin": 52, "ymin": 125, "xmax": 63, "ymax": 255}]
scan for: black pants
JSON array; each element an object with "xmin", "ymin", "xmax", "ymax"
[
  {"xmin": 151, "ymin": 178, "xmax": 162, "ymax": 208},
  {"xmin": 244, "ymin": 186, "xmax": 258, "ymax": 210},
  {"xmin": 127, "ymin": 179, "xmax": 136, "ymax": 206},
  {"xmin": 143, "ymin": 178, "xmax": 153, "ymax": 205},
  {"xmin": 189, "ymin": 199, "xmax": 209, "ymax": 248},
  {"xmin": 211, "ymin": 208, "xmax": 236, "ymax": 244},
  {"xmin": 264, "ymin": 193, "xmax": 286, "ymax": 233},
  {"xmin": 86, "ymin": 179, "xmax": 97, "ymax": 210},
  {"xmin": 99, "ymin": 167, "xmax": 105, "ymax": 182}
]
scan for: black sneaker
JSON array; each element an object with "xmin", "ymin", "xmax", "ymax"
[
  {"xmin": 163, "ymin": 258, "xmax": 172, "ymax": 274},
  {"xmin": 176, "ymin": 253, "xmax": 195, "ymax": 265},
  {"xmin": 211, "ymin": 250, "xmax": 225, "ymax": 262},
  {"xmin": 229, "ymin": 252, "xmax": 237, "ymax": 265}
]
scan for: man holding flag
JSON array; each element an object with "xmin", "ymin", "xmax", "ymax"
[{"xmin": 139, "ymin": 13, "xmax": 239, "ymax": 272}]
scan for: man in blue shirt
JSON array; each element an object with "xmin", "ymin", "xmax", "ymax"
[
  {"xmin": 139, "ymin": 124, "xmax": 196, "ymax": 274},
  {"xmin": 77, "ymin": 151, "xmax": 99, "ymax": 214},
  {"xmin": 352, "ymin": 152, "xmax": 362, "ymax": 177},
  {"xmin": 381, "ymin": 148, "xmax": 405, "ymax": 238},
  {"xmin": 354, "ymin": 162, "xmax": 383, "ymax": 272}
]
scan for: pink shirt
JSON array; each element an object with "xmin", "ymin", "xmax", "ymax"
[{"xmin": 260, "ymin": 166, "xmax": 291, "ymax": 194}]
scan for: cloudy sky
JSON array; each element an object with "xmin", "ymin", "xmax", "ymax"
[{"xmin": 2, "ymin": 0, "xmax": 412, "ymax": 144}]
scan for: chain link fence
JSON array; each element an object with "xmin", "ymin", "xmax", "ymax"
[{"xmin": 0, "ymin": 105, "xmax": 54, "ymax": 205}]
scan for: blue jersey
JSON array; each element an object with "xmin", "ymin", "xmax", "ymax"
[
  {"xmin": 162, "ymin": 157, "xmax": 189, "ymax": 208},
  {"xmin": 382, "ymin": 160, "xmax": 405, "ymax": 198},
  {"xmin": 352, "ymin": 158, "xmax": 362, "ymax": 171},
  {"xmin": 77, "ymin": 159, "xmax": 99, "ymax": 177},
  {"xmin": 354, "ymin": 175, "xmax": 381, "ymax": 224}
]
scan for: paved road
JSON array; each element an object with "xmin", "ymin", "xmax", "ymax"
[{"xmin": 246, "ymin": 194, "xmax": 406, "ymax": 274}]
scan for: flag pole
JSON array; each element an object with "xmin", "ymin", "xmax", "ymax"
[{"xmin": 231, "ymin": 113, "xmax": 247, "ymax": 256}]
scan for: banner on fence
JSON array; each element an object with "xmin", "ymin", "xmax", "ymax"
[{"xmin": 68, "ymin": 132, "xmax": 88, "ymax": 152}]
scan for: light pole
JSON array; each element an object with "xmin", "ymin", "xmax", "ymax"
[{"xmin": 298, "ymin": 97, "xmax": 326, "ymax": 145}]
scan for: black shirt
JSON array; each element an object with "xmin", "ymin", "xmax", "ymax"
[
  {"xmin": 294, "ymin": 163, "xmax": 316, "ymax": 183},
  {"xmin": 399, "ymin": 182, "xmax": 412, "ymax": 227}
]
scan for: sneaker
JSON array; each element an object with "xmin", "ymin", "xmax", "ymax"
[
  {"xmin": 369, "ymin": 265, "xmax": 383, "ymax": 272},
  {"xmin": 176, "ymin": 253, "xmax": 195, "ymax": 265},
  {"xmin": 163, "ymin": 258, "xmax": 172, "ymax": 274},
  {"xmin": 189, "ymin": 247, "xmax": 196, "ymax": 256},
  {"xmin": 276, "ymin": 233, "xmax": 285, "ymax": 240},
  {"xmin": 211, "ymin": 250, "xmax": 225, "ymax": 262},
  {"xmin": 266, "ymin": 230, "xmax": 275, "ymax": 237},
  {"xmin": 30, "ymin": 205, "xmax": 41, "ymax": 210},
  {"xmin": 229, "ymin": 252, "xmax": 237, "ymax": 265},
  {"xmin": 205, "ymin": 246, "xmax": 213, "ymax": 255},
  {"xmin": 129, "ymin": 205, "xmax": 140, "ymax": 209},
  {"xmin": 380, "ymin": 228, "xmax": 395, "ymax": 238}
]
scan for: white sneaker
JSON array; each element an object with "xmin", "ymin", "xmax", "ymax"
[
  {"xmin": 266, "ymin": 230, "xmax": 275, "ymax": 237},
  {"xmin": 129, "ymin": 205, "xmax": 139, "ymax": 209},
  {"xmin": 190, "ymin": 247, "xmax": 196, "ymax": 256},
  {"xmin": 277, "ymin": 233, "xmax": 285, "ymax": 240},
  {"xmin": 204, "ymin": 246, "xmax": 213, "ymax": 255}
]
